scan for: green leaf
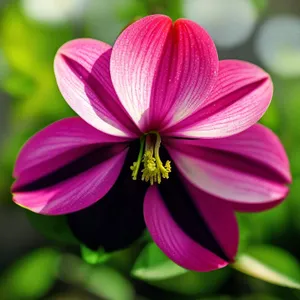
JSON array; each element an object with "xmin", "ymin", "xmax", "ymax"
[
  {"xmin": 87, "ymin": 266, "xmax": 134, "ymax": 300},
  {"xmin": 81, "ymin": 245, "xmax": 111, "ymax": 265},
  {"xmin": 236, "ymin": 213, "xmax": 251, "ymax": 255},
  {"xmin": 260, "ymin": 101, "xmax": 280, "ymax": 131},
  {"xmin": 27, "ymin": 211, "xmax": 78, "ymax": 245},
  {"xmin": 232, "ymin": 245, "xmax": 300, "ymax": 289},
  {"xmin": 0, "ymin": 3, "xmax": 73, "ymax": 77},
  {"xmin": 132, "ymin": 242, "xmax": 229, "ymax": 295},
  {"xmin": 199, "ymin": 295, "xmax": 280, "ymax": 300},
  {"xmin": 146, "ymin": 0, "xmax": 182, "ymax": 19},
  {"xmin": 197, "ymin": 297, "xmax": 231, "ymax": 300},
  {"xmin": 2, "ymin": 73, "xmax": 35, "ymax": 97},
  {"xmin": 286, "ymin": 178, "xmax": 300, "ymax": 232},
  {"xmin": 236, "ymin": 200, "xmax": 289, "ymax": 243},
  {"xmin": 238, "ymin": 295, "xmax": 280, "ymax": 300},
  {"xmin": 59, "ymin": 254, "xmax": 134, "ymax": 300},
  {"xmin": 132, "ymin": 242, "xmax": 187, "ymax": 280},
  {"xmin": 0, "ymin": 248, "xmax": 60, "ymax": 299},
  {"xmin": 151, "ymin": 268, "xmax": 230, "ymax": 295},
  {"xmin": 251, "ymin": 0, "xmax": 269, "ymax": 13}
]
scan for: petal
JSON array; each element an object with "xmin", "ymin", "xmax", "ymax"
[
  {"xmin": 13, "ymin": 150, "xmax": 127, "ymax": 215},
  {"xmin": 164, "ymin": 60, "xmax": 273, "ymax": 138},
  {"xmin": 68, "ymin": 140, "xmax": 147, "ymax": 251},
  {"xmin": 54, "ymin": 38, "xmax": 139, "ymax": 138},
  {"xmin": 110, "ymin": 15, "xmax": 218, "ymax": 131},
  {"xmin": 13, "ymin": 117, "xmax": 128, "ymax": 184},
  {"xmin": 12, "ymin": 117, "xmax": 129, "ymax": 215},
  {"xmin": 144, "ymin": 170, "xmax": 238, "ymax": 272},
  {"xmin": 165, "ymin": 124, "xmax": 290, "ymax": 211}
]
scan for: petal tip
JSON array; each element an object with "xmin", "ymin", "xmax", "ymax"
[{"xmin": 12, "ymin": 194, "xmax": 32, "ymax": 212}]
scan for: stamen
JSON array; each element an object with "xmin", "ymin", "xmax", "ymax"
[
  {"xmin": 130, "ymin": 137, "xmax": 145, "ymax": 180},
  {"xmin": 130, "ymin": 132, "xmax": 171, "ymax": 185}
]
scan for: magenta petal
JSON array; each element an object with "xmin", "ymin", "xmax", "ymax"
[
  {"xmin": 185, "ymin": 180, "xmax": 238, "ymax": 261},
  {"xmin": 164, "ymin": 124, "xmax": 290, "ymax": 210},
  {"xmin": 165, "ymin": 60, "xmax": 273, "ymax": 138},
  {"xmin": 110, "ymin": 15, "xmax": 218, "ymax": 131},
  {"xmin": 13, "ymin": 149, "xmax": 127, "ymax": 215},
  {"xmin": 110, "ymin": 15, "xmax": 172, "ymax": 131},
  {"xmin": 54, "ymin": 38, "xmax": 138, "ymax": 137},
  {"xmin": 144, "ymin": 185, "xmax": 238, "ymax": 272},
  {"xmin": 12, "ymin": 117, "xmax": 128, "ymax": 215},
  {"xmin": 13, "ymin": 117, "xmax": 128, "ymax": 185}
]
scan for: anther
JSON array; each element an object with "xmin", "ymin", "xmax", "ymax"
[{"xmin": 130, "ymin": 132, "xmax": 171, "ymax": 185}]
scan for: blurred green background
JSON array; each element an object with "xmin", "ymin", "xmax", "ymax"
[{"xmin": 1, "ymin": 0, "xmax": 300, "ymax": 299}]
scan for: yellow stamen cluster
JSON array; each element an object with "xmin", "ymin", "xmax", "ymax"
[
  {"xmin": 130, "ymin": 132, "xmax": 171, "ymax": 185},
  {"xmin": 141, "ymin": 149, "xmax": 171, "ymax": 185},
  {"xmin": 130, "ymin": 162, "xmax": 139, "ymax": 180}
]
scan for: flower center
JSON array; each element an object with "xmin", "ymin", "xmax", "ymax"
[{"xmin": 130, "ymin": 132, "xmax": 171, "ymax": 185}]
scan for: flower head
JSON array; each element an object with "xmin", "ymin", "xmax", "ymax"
[{"xmin": 12, "ymin": 15, "xmax": 291, "ymax": 272}]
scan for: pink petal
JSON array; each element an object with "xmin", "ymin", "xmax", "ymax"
[
  {"xmin": 187, "ymin": 184, "xmax": 238, "ymax": 260},
  {"xmin": 164, "ymin": 124, "xmax": 290, "ymax": 210},
  {"xmin": 54, "ymin": 38, "xmax": 139, "ymax": 138},
  {"xmin": 164, "ymin": 60, "xmax": 273, "ymax": 138},
  {"xmin": 13, "ymin": 117, "xmax": 128, "ymax": 185},
  {"xmin": 13, "ymin": 149, "xmax": 127, "ymax": 215},
  {"xmin": 110, "ymin": 15, "xmax": 218, "ymax": 132},
  {"xmin": 12, "ymin": 117, "xmax": 128, "ymax": 215},
  {"xmin": 144, "ymin": 184, "xmax": 238, "ymax": 272}
]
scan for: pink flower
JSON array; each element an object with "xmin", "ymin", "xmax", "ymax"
[{"xmin": 12, "ymin": 15, "xmax": 291, "ymax": 272}]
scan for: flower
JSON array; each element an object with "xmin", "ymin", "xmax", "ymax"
[{"xmin": 12, "ymin": 15, "xmax": 291, "ymax": 272}]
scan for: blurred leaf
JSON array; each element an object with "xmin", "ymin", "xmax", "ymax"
[
  {"xmin": 131, "ymin": 243, "xmax": 188, "ymax": 280},
  {"xmin": 46, "ymin": 291, "xmax": 96, "ymax": 300},
  {"xmin": 108, "ymin": 245, "xmax": 142, "ymax": 273},
  {"xmin": 81, "ymin": 245, "xmax": 111, "ymax": 265},
  {"xmin": 260, "ymin": 101, "xmax": 280, "ymax": 131},
  {"xmin": 285, "ymin": 178, "xmax": 300, "ymax": 234},
  {"xmin": 289, "ymin": 149, "xmax": 300, "ymax": 178},
  {"xmin": 2, "ymin": 73, "xmax": 35, "ymax": 97},
  {"xmin": 132, "ymin": 242, "xmax": 229, "ymax": 295},
  {"xmin": 162, "ymin": 0, "xmax": 182, "ymax": 20},
  {"xmin": 132, "ymin": 242, "xmax": 187, "ymax": 280},
  {"xmin": 236, "ymin": 213, "xmax": 251, "ymax": 255},
  {"xmin": 151, "ymin": 267, "xmax": 230, "ymax": 296},
  {"xmin": 0, "ymin": 3, "xmax": 73, "ymax": 77},
  {"xmin": 0, "ymin": 48, "xmax": 9, "ymax": 80},
  {"xmin": 85, "ymin": 0, "xmax": 134, "ymax": 44},
  {"xmin": 27, "ymin": 211, "xmax": 78, "ymax": 244},
  {"xmin": 146, "ymin": 0, "xmax": 182, "ymax": 19},
  {"xmin": 116, "ymin": 0, "xmax": 148, "ymax": 21},
  {"xmin": 197, "ymin": 295, "xmax": 231, "ymax": 300},
  {"xmin": 236, "ymin": 200, "xmax": 289, "ymax": 243},
  {"xmin": 13, "ymin": 70, "xmax": 73, "ymax": 121},
  {"xmin": 87, "ymin": 266, "xmax": 134, "ymax": 300},
  {"xmin": 272, "ymin": 77, "xmax": 300, "ymax": 147},
  {"xmin": 0, "ymin": 93, "xmax": 11, "ymax": 152},
  {"xmin": 200, "ymin": 297, "xmax": 280, "ymax": 300},
  {"xmin": 0, "ymin": 3, "xmax": 74, "ymax": 122},
  {"xmin": 251, "ymin": 0, "xmax": 269, "ymax": 13},
  {"xmin": 60, "ymin": 254, "xmax": 134, "ymax": 300},
  {"xmin": 232, "ymin": 245, "xmax": 300, "ymax": 289},
  {"xmin": 239, "ymin": 295, "xmax": 280, "ymax": 300},
  {"xmin": 197, "ymin": 297, "xmax": 231, "ymax": 300},
  {"xmin": 0, "ymin": 248, "xmax": 60, "ymax": 299}
]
